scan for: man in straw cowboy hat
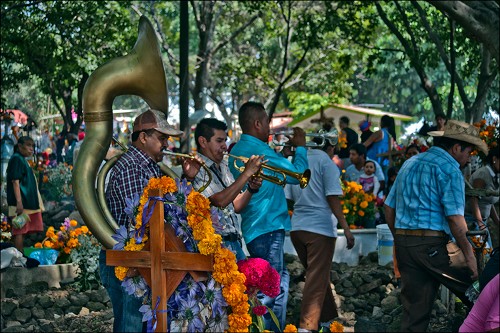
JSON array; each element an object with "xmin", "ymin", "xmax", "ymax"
[{"xmin": 384, "ymin": 120, "xmax": 488, "ymax": 332}]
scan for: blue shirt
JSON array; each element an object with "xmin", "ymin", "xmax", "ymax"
[
  {"xmin": 385, "ymin": 146, "xmax": 465, "ymax": 235},
  {"xmin": 229, "ymin": 134, "xmax": 309, "ymax": 243},
  {"xmin": 367, "ymin": 128, "xmax": 390, "ymax": 166}
]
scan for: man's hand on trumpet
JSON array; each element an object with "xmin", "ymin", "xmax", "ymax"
[
  {"xmin": 181, "ymin": 154, "xmax": 203, "ymax": 180},
  {"xmin": 242, "ymin": 155, "xmax": 265, "ymax": 178},
  {"xmin": 287, "ymin": 127, "xmax": 306, "ymax": 147}
]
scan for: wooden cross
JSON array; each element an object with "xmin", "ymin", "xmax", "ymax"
[
  {"xmin": 311, "ymin": 106, "xmax": 334, "ymax": 129},
  {"xmin": 106, "ymin": 188, "xmax": 214, "ymax": 332}
]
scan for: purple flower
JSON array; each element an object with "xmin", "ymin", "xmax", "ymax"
[
  {"xmin": 124, "ymin": 193, "xmax": 140, "ymax": 218},
  {"xmin": 62, "ymin": 217, "xmax": 71, "ymax": 230},
  {"xmin": 200, "ymin": 278, "xmax": 227, "ymax": 318},
  {"xmin": 111, "ymin": 225, "xmax": 129, "ymax": 250},
  {"xmin": 178, "ymin": 298, "xmax": 204, "ymax": 332}
]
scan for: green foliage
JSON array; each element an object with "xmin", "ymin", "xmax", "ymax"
[
  {"xmin": 287, "ymin": 92, "xmax": 339, "ymax": 119},
  {"xmin": 70, "ymin": 233, "xmax": 102, "ymax": 291},
  {"xmin": 1, "ymin": 1, "xmax": 137, "ymax": 130},
  {"xmin": 41, "ymin": 163, "xmax": 73, "ymax": 201}
]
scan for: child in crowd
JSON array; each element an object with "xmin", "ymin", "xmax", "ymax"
[{"xmin": 358, "ymin": 160, "xmax": 380, "ymax": 196}]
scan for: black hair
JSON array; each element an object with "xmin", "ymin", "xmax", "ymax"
[
  {"xmin": 485, "ymin": 146, "xmax": 499, "ymax": 165},
  {"xmin": 405, "ymin": 144, "xmax": 421, "ymax": 155},
  {"xmin": 195, "ymin": 118, "xmax": 228, "ymax": 150},
  {"xmin": 435, "ymin": 113, "xmax": 447, "ymax": 120},
  {"xmin": 340, "ymin": 116, "xmax": 350, "ymax": 125},
  {"xmin": 435, "ymin": 137, "xmax": 475, "ymax": 153},
  {"xmin": 131, "ymin": 128, "xmax": 156, "ymax": 142},
  {"xmin": 349, "ymin": 143, "xmax": 367, "ymax": 159},
  {"xmin": 14, "ymin": 136, "xmax": 34, "ymax": 153},
  {"xmin": 364, "ymin": 160, "xmax": 376, "ymax": 170},
  {"xmin": 381, "ymin": 115, "xmax": 397, "ymax": 141},
  {"xmin": 238, "ymin": 101, "xmax": 266, "ymax": 133}
]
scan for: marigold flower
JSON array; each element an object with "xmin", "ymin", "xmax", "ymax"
[
  {"xmin": 284, "ymin": 324, "xmax": 298, "ymax": 332},
  {"xmin": 330, "ymin": 320, "xmax": 344, "ymax": 332},
  {"xmin": 360, "ymin": 201, "xmax": 368, "ymax": 209},
  {"xmin": 115, "ymin": 266, "xmax": 128, "ymax": 281}
]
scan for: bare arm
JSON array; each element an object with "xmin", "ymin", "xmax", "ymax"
[
  {"xmin": 384, "ymin": 204, "xmax": 396, "ymax": 236},
  {"xmin": 233, "ymin": 176, "xmax": 262, "ymax": 213},
  {"xmin": 469, "ymin": 178, "xmax": 487, "ymax": 229},
  {"xmin": 363, "ymin": 130, "xmax": 382, "ymax": 148},
  {"xmin": 209, "ymin": 155, "xmax": 262, "ymax": 209},
  {"xmin": 327, "ymin": 195, "xmax": 355, "ymax": 249},
  {"xmin": 12, "ymin": 180, "xmax": 23, "ymax": 215},
  {"xmin": 448, "ymin": 214, "xmax": 478, "ymax": 280}
]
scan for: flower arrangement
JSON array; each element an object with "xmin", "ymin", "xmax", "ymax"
[
  {"xmin": 237, "ymin": 258, "xmax": 281, "ymax": 331},
  {"xmin": 337, "ymin": 130, "xmax": 348, "ymax": 149},
  {"xmin": 393, "ymin": 137, "xmax": 429, "ymax": 169},
  {"xmin": 340, "ymin": 181, "xmax": 376, "ymax": 229},
  {"xmin": 41, "ymin": 162, "xmax": 73, "ymax": 201},
  {"xmin": 113, "ymin": 176, "xmax": 251, "ymax": 332},
  {"xmin": 472, "ymin": 119, "xmax": 499, "ymax": 162},
  {"xmin": 34, "ymin": 218, "xmax": 91, "ymax": 263},
  {"xmin": 70, "ymin": 230, "xmax": 102, "ymax": 291},
  {"xmin": 1, "ymin": 214, "xmax": 12, "ymax": 242}
]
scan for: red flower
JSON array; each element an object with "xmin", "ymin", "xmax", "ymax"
[
  {"xmin": 237, "ymin": 258, "xmax": 280, "ymax": 298},
  {"xmin": 252, "ymin": 305, "xmax": 268, "ymax": 316}
]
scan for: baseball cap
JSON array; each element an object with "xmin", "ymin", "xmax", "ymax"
[{"xmin": 133, "ymin": 109, "xmax": 183, "ymax": 137}]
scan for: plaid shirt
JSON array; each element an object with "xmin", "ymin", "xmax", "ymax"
[
  {"xmin": 106, "ymin": 145, "xmax": 162, "ymax": 229},
  {"xmin": 192, "ymin": 153, "xmax": 240, "ymax": 237}
]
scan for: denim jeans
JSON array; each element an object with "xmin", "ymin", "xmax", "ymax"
[
  {"xmin": 99, "ymin": 250, "xmax": 144, "ymax": 332},
  {"xmin": 246, "ymin": 229, "xmax": 289, "ymax": 331},
  {"xmin": 223, "ymin": 239, "xmax": 247, "ymax": 262}
]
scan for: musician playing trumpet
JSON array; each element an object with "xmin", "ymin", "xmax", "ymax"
[
  {"xmin": 228, "ymin": 102, "xmax": 309, "ymax": 332},
  {"xmin": 185, "ymin": 118, "xmax": 263, "ymax": 261}
]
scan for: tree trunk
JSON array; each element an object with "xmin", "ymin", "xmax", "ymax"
[{"xmin": 427, "ymin": 1, "xmax": 499, "ymax": 66}]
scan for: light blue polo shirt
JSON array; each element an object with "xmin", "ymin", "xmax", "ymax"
[
  {"xmin": 229, "ymin": 134, "xmax": 309, "ymax": 244},
  {"xmin": 385, "ymin": 146, "xmax": 465, "ymax": 235}
]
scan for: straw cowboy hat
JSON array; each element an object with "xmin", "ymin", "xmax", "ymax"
[{"xmin": 428, "ymin": 119, "xmax": 488, "ymax": 155}]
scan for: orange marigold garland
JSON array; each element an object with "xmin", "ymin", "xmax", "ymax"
[{"xmin": 112, "ymin": 176, "xmax": 251, "ymax": 332}]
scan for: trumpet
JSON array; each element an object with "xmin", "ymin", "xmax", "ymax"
[
  {"xmin": 227, "ymin": 153, "xmax": 311, "ymax": 189},
  {"xmin": 162, "ymin": 150, "xmax": 212, "ymax": 192},
  {"xmin": 272, "ymin": 129, "xmax": 339, "ymax": 147}
]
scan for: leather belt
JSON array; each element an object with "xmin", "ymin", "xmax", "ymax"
[
  {"xmin": 222, "ymin": 233, "xmax": 241, "ymax": 242},
  {"xmin": 395, "ymin": 229, "xmax": 447, "ymax": 237}
]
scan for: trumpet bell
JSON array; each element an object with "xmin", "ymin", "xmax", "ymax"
[{"xmin": 299, "ymin": 169, "xmax": 311, "ymax": 189}]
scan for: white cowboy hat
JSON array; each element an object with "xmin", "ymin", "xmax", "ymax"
[{"xmin": 428, "ymin": 119, "xmax": 488, "ymax": 155}]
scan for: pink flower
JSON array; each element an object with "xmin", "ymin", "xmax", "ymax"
[
  {"xmin": 252, "ymin": 305, "xmax": 267, "ymax": 316},
  {"xmin": 237, "ymin": 258, "xmax": 280, "ymax": 298}
]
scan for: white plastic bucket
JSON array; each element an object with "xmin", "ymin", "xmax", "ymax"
[{"xmin": 376, "ymin": 224, "xmax": 394, "ymax": 266}]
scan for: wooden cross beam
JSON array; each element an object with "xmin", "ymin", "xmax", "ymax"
[{"xmin": 106, "ymin": 188, "xmax": 214, "ymax": 332}]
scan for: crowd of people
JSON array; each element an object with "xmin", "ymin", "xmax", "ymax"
[{"xmin": 3, "ymin": 105, "xmax": 498, "ymax": 332}]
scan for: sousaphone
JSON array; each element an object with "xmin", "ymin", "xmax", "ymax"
[{"xmin": 73, "ymin": 16, "xmax": 176, "ymax": 249}]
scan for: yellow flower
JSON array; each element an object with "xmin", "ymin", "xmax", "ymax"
[
  {"xmin": 360, "ymin": 201, "xmax": 368, "ymax": 209},
  {"xmin": 284, "ymin": 324, "xmax": 298, "ymax": 332},
  {"xmin": 330, "ymin": 320, "xmax": 344, "ymax": 332},
  {"xmin": 115, "ymin": 266, "xmax": 128, "ymax": 281},
  {"xmin": 70, "ymin": 220, "xmax": 78, "ymax": 227},
  {"xmin": 34, "ymin": 242, "xmax": 42, "ymax": 248},
  {"xmin": 358, "ymin": 210, "xmax": 365, "ymax": 217}
]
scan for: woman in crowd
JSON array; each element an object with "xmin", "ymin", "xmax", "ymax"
[
  {"xmin": 6, "ymin": 136, "xmax": 44, "ymax": 253},
  {"xmin": 363, "ymin": 115, "xmax": 397, "ymax": 177}
]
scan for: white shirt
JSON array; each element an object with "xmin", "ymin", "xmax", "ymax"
[{"xmin": 285, "ymin": 149, "xmax": 343, "ymax": 237}]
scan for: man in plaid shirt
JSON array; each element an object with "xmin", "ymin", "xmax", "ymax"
[
  {"xmin": 100, "ymin": 109, "xmax": 191, "ymax": 332},
  {"xmin": 190, "ymin": 118, "xmax": 263, "ymax": 261}
]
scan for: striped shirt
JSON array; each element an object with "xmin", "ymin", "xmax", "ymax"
[
  {"xmin": 192, "ymin": 153, "xmax": 239, "ymax": 237},
  {"xmin": 106, "ymin": 145, "xmax": 161, "ymax": 228},
  {"xmin": 385, "ymin": 146, "xmax": 465, "ymax": 235}
]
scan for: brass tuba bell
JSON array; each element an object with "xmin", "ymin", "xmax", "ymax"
[{"xmin": 72, "ymin": 16, "xmax": 175, "ymax": 249}]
